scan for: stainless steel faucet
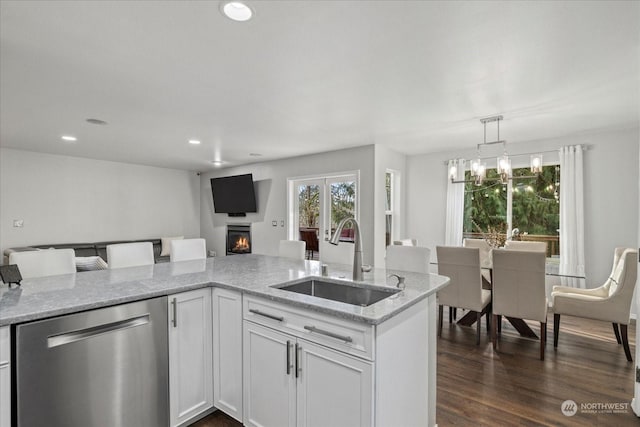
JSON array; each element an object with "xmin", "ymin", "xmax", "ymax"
[{"xmin": 329, "ymin": 217, "xmax": 371, "ymax": 281}]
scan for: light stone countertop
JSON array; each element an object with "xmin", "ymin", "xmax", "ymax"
[{"xmin": 0, "ymin": 254, "xmax": 450, "ymax": 327}]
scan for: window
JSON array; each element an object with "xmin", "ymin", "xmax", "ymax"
[
  {"xmin": 463, "ymin": 165, "xmax": 560, "ymax": 257},
  {"xmin": 385, "ymin": 171, "xmax": 393, "ymax": 246}
]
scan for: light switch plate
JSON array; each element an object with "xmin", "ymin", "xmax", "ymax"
[
  {"xmin": 13, "ymin": 219, "xmax": 24, "ymax": 228},
  {"xmin": 272, "ymin": 221, "xmax": 277, "ymax": 227},
  {"xmin": 280, "ymin": 220, "xmax": 285, "ymax": 227}
]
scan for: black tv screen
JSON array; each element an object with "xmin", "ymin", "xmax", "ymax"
[{"xmin": 210, "ymin": 173, "xmax": 257, "ymax": 215}]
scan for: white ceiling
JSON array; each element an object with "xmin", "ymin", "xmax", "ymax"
[{"xmin": 1, "ymin": 1, "xmax": 638, "ymax": 171}]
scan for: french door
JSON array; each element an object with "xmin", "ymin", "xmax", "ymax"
[{"xmin": 288, "ymin": 173, "xmax": 359, "ymax": 262}]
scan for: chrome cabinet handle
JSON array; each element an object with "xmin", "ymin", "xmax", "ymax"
[
  {"xmin": 48, "ymin": 315, "xmax": 150, "ymax": 348},
  {"xmin": 0, "ymin": 361, "xmax": 9, "ymax": 368},
  {"xmin": 304, "ymin": 325, "xmax": 353, "ymax": 343},
  {"xmin": 286, "ymin": 340, "xmax": 291, "ymax": 375},
  {"xmin": 171, "ymin": 298, "xmax": 177, "ymax": 328},
  {"xmin": 249, "ymin": 309, "xmax": 284, "ymax": 322},
  {"xmin": 295, "ymin": 342, "xmax": 301, "ymax": 378}
]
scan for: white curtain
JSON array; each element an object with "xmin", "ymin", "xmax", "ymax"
[
  {"xmin": 559, "ymin": 145, "xmax": 585, "ymax": 284},
  {"xmin": 445, "ymin": 159, "xmax": 465, "ymax": 246}
]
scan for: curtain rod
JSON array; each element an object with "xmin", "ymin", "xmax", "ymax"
[{"xmin": 443, "ymin": 146, "xmax": 588, "ymax": 165}]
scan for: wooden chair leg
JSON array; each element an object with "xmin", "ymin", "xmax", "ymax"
[
  {"xmin": 491, "ymin": 314, "xmax": 498, "ymax": 350},
  {"xmin": 485, "ymin": 305, "xmax": 491, "ymax": 334},
  {"xmin": 540, "ymin": 322, "xmax": 546, "ymax": 361},
  {"xmin": 453, "ymin": 307, "xmax": 457, "ymax": 320},
  {"xmin": 620, "ymin": 324, "xmax": 633, "ymax": 362},
  {"xmin": 497, "ymin": 315, "xmax": 502, "ymax": 334},
  {"xmin": 612, "ymin": 323, "xmax": 622, "ymax": 344},
  {"xmin": 438, "ymin": 305, "xmax": 443, "ymax": 337},
  {"xmin": 553, "ymin": 313, "xmax": 560, "ymax": 349},
  {"xmin": 476, "ymin": 312, "xmax": 481, "ymax": 345},
  {"xmin": 449, "ymin": 306, "xmax": 453, "ymax": 324}
]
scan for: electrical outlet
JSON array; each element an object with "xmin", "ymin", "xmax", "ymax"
[
  {"xmin": 208, "ymin": 250, "xmax": 217, "ymax": 257},
  {"xmin": 272, "ymin": 221, "xmax": 277, "ymax": 227},
  {"xmin": 280, "ymin": 220, "xmax": 285, "ymax": 227},
  {"xmin": 13, "ymin": 219, "xmax": 24, "ymax": 228}
]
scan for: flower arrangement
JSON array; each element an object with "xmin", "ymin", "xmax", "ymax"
[{"xmin": 472, "ymin": 220, "xmax": 507, "ymax": 249}]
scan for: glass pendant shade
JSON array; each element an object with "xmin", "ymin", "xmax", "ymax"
[
  {"xmin": 470, "ymin": 158, "xmax": 481, "ymax": 177},
  {"xmin": 474, "ymin": 164, "xmax": 486, "ymax": 186},
  {"xmin": 448, "ymin": 164, "xmax": 457, "ymax": 181},
  {"xmin": 530, "ymin": 154, "xmax": 543, "ymax": 174}
]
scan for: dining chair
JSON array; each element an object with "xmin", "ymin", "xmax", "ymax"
[
  {"xmin": 107, "ymin": 242, "xmax": 155, "ymax": 269},
  {"xmin": 504, "ymin": 240, "xmax": 547, "ymax": 253},
  {"xmin": 436, "ymin": 246, "xmax": 491, "ymax": 345},
  {"xmin": 491, "ymin": 249, "xmax": 547, "ymax": 360},
  {"xmin": 8, "ymin": 249, "xmax": 76, "ymax": 279},
  {"xmin": 462, "ymin": 238, "xmax": 493, "ymax": 287},
  {"xmin": 278, "ymin": 240, "xmax": 306, "ymax": 260},
  {"xmin": 393, "ymin": 239, "xmax": 418, "ymax": 246},
  {"xmin": 170, "ymin": 238, "xmax": 207, "ymax": 262},
  {"xmin": 385, "ymin": 245, "xmax": 430, "ymax": 273},
  {"xmin": 551, "ymin": 247, "xmax": 638, "ymax": 361},
  {"xmin": 299, "ymin": 230, "xmax": 319, "ymax": 259}
]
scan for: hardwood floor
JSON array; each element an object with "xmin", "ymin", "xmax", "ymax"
[{"xmin": 193, "ymin": 314, "xmax": 637, "ymax": 426}]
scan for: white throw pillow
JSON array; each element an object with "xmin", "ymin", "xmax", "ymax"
[
  {"xmin": 161, "ymin": 236, "xmax": 183, "ymax": 256},
  {"xmin": 75, "ymin": 256, "xmax": 108, "ymax": 271}
]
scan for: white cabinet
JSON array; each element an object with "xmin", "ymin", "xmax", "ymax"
[
  {"xmin": 0, "ymin": 326, "xmax": 10, "ymax": 427},
  {"xmin": 212, "ymin": 288, "xmax": 243, "ymax": 422},
  {"xmin": 168, "ymin": 289, "xmax": 213, "ymax": 427},
  {"xmin": 242, "ymin": 298, "xmax": 373, "ymax": 427}
]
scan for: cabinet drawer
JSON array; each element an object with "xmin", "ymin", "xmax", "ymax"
[
  {"xmin": 243, "ymin": 296, "xmax": 374, "ymax": 360},
  {"xmin": 0, "ymin": 326, "xmax": 8, "ymax": 364}
]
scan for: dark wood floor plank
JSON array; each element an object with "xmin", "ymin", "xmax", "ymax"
[{"xmin": 193, "ymin": 314, "xmax": 638, "ymax": 426}]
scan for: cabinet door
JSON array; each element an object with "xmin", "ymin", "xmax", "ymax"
[
  {"xmin": 169, "ymin": 289, "xmax": 213, "ymax": 427},
  {"xmin": 243, "ymin": 322, "xmax": 296, "ymax": 427},
  {"xmin": 296, "ymin": 339, "xmax": 373, "ymax": 427},
  {"xmin": 212, "ymin": 288, "xmax": 243, "ymax": 422}
]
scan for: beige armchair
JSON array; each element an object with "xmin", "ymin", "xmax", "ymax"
[
  {"xmin": 491, "ymin": 249, "xmax": 547, "ymax": 360},
  {"xmin": 436, "ymin": 246, "xmax": 491, "ymax": 344},
  {"xmin": 551, "ymin": 248, "xmax": 638, "ymax": 361}
]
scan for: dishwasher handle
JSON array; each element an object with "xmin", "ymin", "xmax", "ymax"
[{"xmin": 47, "ymin": 314, "xmax": 150, "ymax": 348}]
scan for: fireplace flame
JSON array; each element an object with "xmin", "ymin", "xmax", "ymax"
[{"xmin": 234, "ymin": 237, "xmax": 250, "ymax": 251}]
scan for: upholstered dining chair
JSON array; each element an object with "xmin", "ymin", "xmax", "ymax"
[
  {"xmin": 491, "ymin": 249, "xmax": 547, "ymax": 360},
  {"xmin": 393, "ymin": 239, "xmax": 418, "ymax": 246},
  {"xmin": 551, "ymin": 247, "xmax": 638, "ymax": 361},
  {"xmin": 8, "ymin": 248, "xmax": 76, "ymax": 279},
  {"xmin": 279, "ymin": 240, "xmax": 306, "ymax": 260},
  {"xmin": 386, "ymin": 245, "xmax": 430, "ymax": 273},
  {"xmin": 107, "ymin": 242, "xmax": 155, "ymax": 269},
  {"xmin": 462, "ymin": 238, "xmax": 493, "ymax": 287},
  {"xmin": 436, "ymin": 246, "xmax": 491, "ymax": 345},
  {"xmin": 170, "ymin": 238, "xmax": 207, "ymax": 262},
  {"xmin": 504, "ymin": 240, "xmax": 547, "ymax": 253}
]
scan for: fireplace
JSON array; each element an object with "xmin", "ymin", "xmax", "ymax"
[{"xmin": 227, "ymin": 224, "xmax": 252, "ymax": 255}]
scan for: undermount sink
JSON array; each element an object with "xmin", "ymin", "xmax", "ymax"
[{"xmin": 274, "ymin": 279, "xmax": 400, "ymax": 307}]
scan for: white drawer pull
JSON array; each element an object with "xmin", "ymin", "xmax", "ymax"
[{"xmin": 304, "ymin": 325, "xmax": 353, "ymax": 343}]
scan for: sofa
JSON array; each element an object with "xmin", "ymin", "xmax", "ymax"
[{"xmin": 3, "ymin": 238, "xmax": 171, "ymax": 271}]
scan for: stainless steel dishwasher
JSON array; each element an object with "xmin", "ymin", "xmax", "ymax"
[{"xmin": 15, "ymin": 297, "xmax": 169, "ymax": 427}]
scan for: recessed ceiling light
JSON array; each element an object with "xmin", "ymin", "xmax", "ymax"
[
  {"xmin": 221, "ymin": 1, "xmax": 253, "ymax": 22},
  {"xmin": 210, "ymin": 160, "xmax": 226, "ymax": 167},
  {"xmin": 61, "ymin": 135, "xmax": 77, "ymax": 142},
  {"xmin": 86, "ymin": 118, "xmax": 108, "ymax": 125},
  {"xmin": 189, "ymin": 139, "xmax": 201, "ymax": 145}
]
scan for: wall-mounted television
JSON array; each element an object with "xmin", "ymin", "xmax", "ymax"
[{"xmin": 210, "ymin": 173, "xmax": 257, "ymax": 216}]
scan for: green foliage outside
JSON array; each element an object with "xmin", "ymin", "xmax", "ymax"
[
  {"xmin": 463, "ymin": 165, "xmax": 559, "ymax": 236},
  {"xmin": 297, "ymin": 181, "xmax": 356, "ymax": 229}
]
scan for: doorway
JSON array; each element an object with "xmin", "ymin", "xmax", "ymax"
[{"xmin": 288, "ymin": 172, "xmax": 359, "ymax": 262}]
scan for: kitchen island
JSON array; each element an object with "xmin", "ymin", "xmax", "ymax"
[{"xmin": 0, "ymin": 254, "xmax": 449, "ymax": 427}]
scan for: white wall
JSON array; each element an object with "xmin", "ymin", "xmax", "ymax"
[
  {"xmin": 200, "ymin": 146, "xmax": 376, "ymax": 265},
  {"xmin": 373, "ymin": 144, "xmax": 407, "ymax": 267},
  {"xmin": 406, "ymin": 127, "xmax": 640, "ymax": 287},
  {"xmin": 0, "ymin": 148, "xmax": 200, "ymax": 258}
]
